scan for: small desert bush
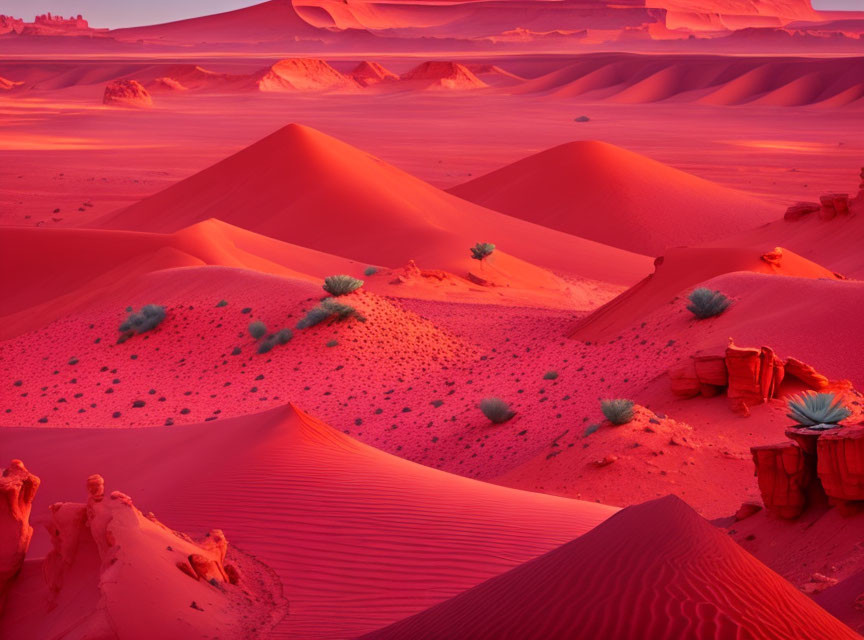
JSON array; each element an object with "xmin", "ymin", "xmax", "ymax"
[
  {"xmin": 364, "ymin": 266, "xmax": 378, "ymax": 276},
  {"xmin": 480, "ymin": 397, "xmax": 515, "ymax": 424},
  {"xmin": 118, "ymin": 304, "xmax": 165, "ymax": 336},
  {"xmin": 257, "ymin": 339, "xmax": 275, "ymax": 354},
  {"xmin": 248, "ymin": 321, "xmax": 267, "ymax": 340},
  {"xmin": 274, "ymin": 328, "xmax": 293, "ymax": 345},
  {"xmin": 601, "ymin": 398, "xmax": 635, "ymax": 425},
  {"xmin": 326, "ymin": 339, "xmax": 339, "ymax": 347},
  {"xmin": 787, "ymin": 391, "xmax": 850, "ymax": 429},
  {"xmin": 686, "ymin": 288, "xmax": 731, "ymax": 319},
  {"xmin": 323, "ymin": 275, "xmax": 363, "ymax": 297},
  {"xmin": 296, "ymin": 298, "xmax": 366, "ymax": 329},
  {"xmin": 216, "ymin": 300, "xmax": 228, "ymax": 307},
  {"xmin": 543, "ymin": 370, "xmax": 559, "ymax": 380},
  {"xmin": 470, "ymin": 242, "xmax": 495, "ymax": 261}
]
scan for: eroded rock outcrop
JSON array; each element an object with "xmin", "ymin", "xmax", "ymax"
[
  {"xmin": 0, "ymin": 460, "xmax": 39, "ymax": 612},
  {"xmin": 817, "ymin": 426, "xmax": 864, "ymax": 513},
  {"xmin": 668, "ymin": 340, "xmax": 847, "ymax": 415},
  {"xmin": 4, "ymin": 473, "xmax": 286, "ymax": 639},
  {"xmin": 751, "ymin": 442, "xmax": 814, "ymax": 519},
  {"xmin": 103, "ymin": 80, "xmax": 153, "ymax": 108}
]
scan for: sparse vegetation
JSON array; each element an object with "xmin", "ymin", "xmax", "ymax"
[
  {"xmin": 216, "ymin": 300, "xmax": 228, "ymax": 307},
  {"xmin": 323, "ymin": 275, "xmax": 364, "ymax": 296},
  {"xmin": 583, "ymin": 423, "xmax": 600, "ymax": 437},
  {"xmin": 248, "ymin": 321, "xmax": 267, "ymax": 340},
  {"xmin": 787, "ymin": 391, "xmax": 850, "ymax": 429},
  {"xmin": 257, "ymin": 340, "xmax": 274, "ymax": 354},
  {"xmin": 118, "ymin": 304, "xmax": 165, "ymax": 340},
  {"xmin": 543, "ymin": 370, "xmax": 559, "ymax": 380},
  {"xmin": 326, "ymin": 339, "xmax": 339, "ymax": 347},
  {"xmin": 364, "ymin": 266, "xmax": 378, "ymax": 276},
  {"xmin": 686, "ymin": 288, "xmax": 731, "ymax": 319},
  {"xmin": 480, "ymin": 397, "xmax": 515, "ymax": 424},
  {"xmin": 470, "ymin": 242, "xmax": 495, "ymax": 261},
  {"xmin": 274, "ymin": 328, "xmax": 293, "ymax": 345},
  {"xmin": 297, "ymin": 298, "xmax": 366, "ymax": 329},
  {"xmin": 601, "ymin": 399, "xmax": 635, "ymax": 425}
]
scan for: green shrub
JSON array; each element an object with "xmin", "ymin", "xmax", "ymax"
[
  {"xmin": 543, "ymin": 370, "xmax": 559, "ymax": 380},
  {"xmin": 118, "ymin": 304, "xmax": 165, "ymax": 336},
  {"xmin": 686, "ymin": 288, "xmax": 731, "ymax": 319},
  {"xmin": 787, "ymin": 391, "xmax": 850, "ymax": 429},
  {"xmin": 297, "ymin": 298, "xmax": 366, "ymax": 329},
  {"xmin": 257, "ymin": 339, "xmax": 275, "ymax": 354},
  {"xmin": 470, "ymin": 242, "xmax": 495, "ymax": 261},
  {"xmin": 583, "ymin": 423, "xmax": 600, "ymax": 437},
  {"xmin": 216, "ymin": 300, "xmax": 228, "ymax": 307},
  {"xmin": 601, "ymin": 399, "xmax": 634, "ymax": 425},
  {"xmin": 480, "ymin": 397, "xmax": 515, "ymax": 424},
  {"xmin": 326, "ymin": 339, "xmax": 338, "ymax": 347},
  {"xmin": 364, "ymin": 266, "xmax": 378, "ymax": 276},
  {"xmin": 274, "ymin": 328, "xmax": 293, "ymax": 345},
  {"xmin": 323, "ymin": 275, "xmax": 363, "ymax": 296},
  {"xmin": 248, "ymin": 321, "xmax": 267, "ymax": 340}
]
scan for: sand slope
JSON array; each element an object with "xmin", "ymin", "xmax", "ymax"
[
  {"xmin": 448, "ymin": 140, "xmax": 777, "ymax": 255},
  {"xmin": 2, "ymin": 404, "xmax": 616, "ymax": 638},
  {"xmin": 571, "ymin": 245, "xmax": 841, "ymax": 342},
  {"xmin": 96, "ymin": 123, "xmax": 652, "ymax": 283},
  {"xmin": 361, "ymin": 495, "xmax": 859, "ymax": 640}
]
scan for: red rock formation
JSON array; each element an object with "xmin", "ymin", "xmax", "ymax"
[
  {"xmin": 103, "ymin": 80, "xmax": 153, "ymax": 108},
  {"xmin": 0, "ymin": 460, "xmax": 39, "ymax": 612},
  {"xmin": 817, "ymin": 426, "xmax": 864, "ymax": 513},
  {"xmin": 785, "ymin": 357, "xmax": 830, "ymax": 389},
  {"xmin": 784, "ymin": 201, "xmax": 821, "ymax": 221},
  {"xmin": 819, "ymin": 193, "xmax": 851, "ymax": 220},
  {"xmin": 726, "ymin": 342, "xmax": 784, "ymax": 412},
  {"xmin": 751, "ymin": 442, "xmax": 813, "ymax": 519},
  {"xmin": 34, "ymin": 474, "xmax": 286, "ymax": 637}
]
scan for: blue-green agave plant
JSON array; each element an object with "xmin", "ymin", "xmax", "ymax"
[{"xmin": 786, "ymin": 391, "xmax": 850, "ymax": 430}]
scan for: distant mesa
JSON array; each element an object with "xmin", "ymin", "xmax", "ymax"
[
  {"xmin": 400, "ymin": 61, "xmax": 488, "ymax": 90},
  {"xmin": 0, "ymin": 12, "xmax": 106, "ymax": 37},
  {"xmin": 103, "ymin": 79, "xmax": 153, "ymax": 108}
]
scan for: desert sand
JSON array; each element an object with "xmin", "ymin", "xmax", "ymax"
[{"xmin": 2, "ymin": 1, "xmax": 864, "ymax": 638}]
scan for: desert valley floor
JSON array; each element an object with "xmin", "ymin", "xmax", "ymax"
[{"xmin": 2, "ymin": 4, "xmax": 864, "ymax": 637}]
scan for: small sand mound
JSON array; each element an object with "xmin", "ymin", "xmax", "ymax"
[
  {"xmin": 102, "ymin": 79, "xmax": 152, "ymax": 108},
  {"xmin": 255, "ymin": 58, "xmax": 358, "ymax": 92},
  {"xmin": 401, "ymin": 61, "xmax": 488, "ymax": 90},
  {"xmin": 351, "ymin": 61, "xmax": 399, "ymax": 86}
]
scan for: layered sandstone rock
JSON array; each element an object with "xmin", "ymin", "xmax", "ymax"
[
  {"xmin": 103, "ymin": 80, "xmax": 153, "ymax": 108},
  {"xmin": 817, "ymin": 426, "xmax": 864, "ymax": 512},
  {"xmin": 725, "ymin": 342, "xmax": 784, "ymax": 413},
  {"xmin": 0, "ymin": 460, "xmax": 39, "ymax": 612},
  {"xmin": 751, "ymin": 442, "xmax": 813, "ymax": 519},
  {"xmin": 819, "ymin": 193, "xmax": 850, "ymax": 220}
]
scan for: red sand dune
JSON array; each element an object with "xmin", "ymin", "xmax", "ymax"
[
  {"xmin": 95, "ymin": 124, "xmax": 652, "ymax": 284},
  {"xmin": 362, "ymin": 494, "xmax": 859, "ymax": 640},
  {"xmin": 400, "ymin": 61, "xmax": 488, "ymax": 90},
  {"xmin": 571, "ymin": 245, "xmax": 841, "ymax": 342},
  {"xmin": 714, "ymin": 195, "xmax": 864, "ymax": 278},
  {"xmin": 351, "ymin": 60, "xmax": 398, "ymax": 86},
  {"xmin": 254, "ymin": 58, "xmax": 358, "ymax": 92},
  {"xmin": 512, "ymin": 54, "xmax": 864, "ymax": 107},
  {"xmin": 109, "ymin": 0, "xmax": 324, "ymax": 44},
  {"xmin": 0, "ymin": 219, "xmax": 360, "ymax": 337},
  {"xmin": 448, "ymin": 140, "xmax": 777, "ymax": 255},
  {"xmin": 2, "ymin": 404, "xmax": 615, "ymax": 638}
]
